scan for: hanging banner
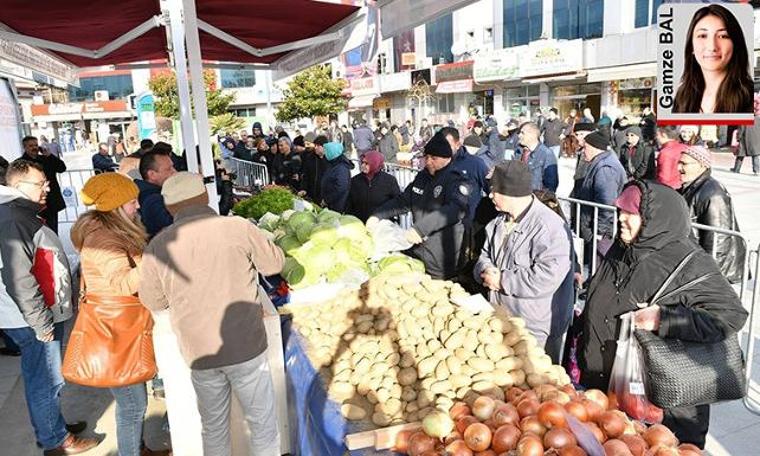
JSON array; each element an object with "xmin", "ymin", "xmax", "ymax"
[
  {"xmin": 0, "ymin": 77, "xmax": 22, "ymax": 161},
  {"xmin": 136, "ymin": 92, "xmax": 156, "ymax": 140},
  {"xmin": 393, "ymin": 29, "xmax": 416, "ymax": 72},
  {"xmin": 435, "ymin": 60, "xmax": 474, "ymax": 84}
]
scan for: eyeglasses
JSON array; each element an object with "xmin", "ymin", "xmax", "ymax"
[{"xmin": 18, "ymin": 180, "xmax": 49, "ymax": 189}]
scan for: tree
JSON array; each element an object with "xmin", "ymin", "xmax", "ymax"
[
  {"xmin": 148, "ymin": 69, "xmax": 236, "ymax": 119},
  {"xmin": 209, "ymin": 112, "xmax": 246, "ymax": 135},
  {"xmin": 275, "ymin": 65, "xmax": 347, "ymax": 123}
]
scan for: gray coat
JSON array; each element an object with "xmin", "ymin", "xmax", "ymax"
[
  {"xmin": 737, "ymin": 117, "xmax": 760, "ymax": 157},
  {"xmin": 474, "ymin": 198, "xmax": 572, "ymax": 344}
]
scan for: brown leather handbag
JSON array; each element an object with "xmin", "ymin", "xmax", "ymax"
[{"xmin": 63, "ymin": 276, "xmax": 157, "ymax": 387}]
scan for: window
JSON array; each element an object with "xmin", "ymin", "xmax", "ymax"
[
  {"xmin": 553, "ymin": 0, "xmax": 603, "ymax": 40},
  {"xmin": 426, "ymin": 13, "xmax": 453, "ymax": 64},
  {"xmin": 436, "ymin": 94, "xmax": 456, "ymax": 113},
  {"xmin": 68, "ymin": 75, "xmax": 134, "ymax": 102},
  {"xmin": 636, "ymin": 0, "xmax": 662, "ymax": 28},
  {"xmin": 229, "ymin": 107, "xmax": 256, "ymax": 117},
  {"xmin": 503, "ymin": 0, "xmax": 543, "ymax": 47},
  {"xmin": 220, "ymin": 69, "xmax": 256, "ymax": 88}
]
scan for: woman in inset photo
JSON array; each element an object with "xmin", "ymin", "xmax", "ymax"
[{"xmin": 673, "ymin": 4, "xmax": 753, "ymax": 114}]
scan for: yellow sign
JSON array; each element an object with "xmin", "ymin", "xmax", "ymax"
[{"xmin": 373, "ymin": 98, "xmax": 391, "ymax": 110}]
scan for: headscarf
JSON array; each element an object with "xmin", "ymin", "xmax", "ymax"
[
  {"xmin": 324, "ymin": 142, "xmax": 344, "ymax": 161},
  {"xmin": 362, "ymin": 150, "xmax": 384, "ymax": 181}
]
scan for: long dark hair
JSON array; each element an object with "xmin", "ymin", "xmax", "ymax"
[{"xmin": 673, "ymin": 4, "xmax": 752, "ymax": 113}]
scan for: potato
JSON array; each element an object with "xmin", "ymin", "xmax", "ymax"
[
  {"xmin": 509, "ymin": 317, "xmax": 526, "ymax": 329},
  {"xmin": 454, "ymin": 348, "xmax": 472, "ymax": 362},
  {"xmin": 417, "ymin": 392, "xmax": 433, "ymax": 408},
  {"xmin": 341, "ymin": 403, "xmax": 366, "ymax": 421},
  {"xmin": 371, "ymin": 412, "xmax": 391, "ymax": 427},
  {"xmin": 444, "ymin": 329, "xmax": 467, "ymax": 350},
  {"xmin": 502, "ymin": 331, "xmax": 521, "ymax": 346},
  {"xmin": 493, "ymin": 372, "xmax": 515, "ymax": 387},
  {"xmin": 427, "ymin": 339, "xmax": 443, "ymax": 353},
  {"xmin": 330, "ymin": 382, "xmax": 355, "ymax": 401},
  {"xmin": 430, "ymin": 380, "xmax": 452, "ymax": 395},
  {"xmin": 381, "ymin": 376, "xmax": 395, "ymax": 391},
  {"xmin": 399, "ymin": 352, "xmax": 415, "ymax": 368},
  {"xmin": 463, "ymin": 329, "xmax": 479, "ymax": 352},
  {"xmin": 398, "ymin": 367, "xmax": 418, "ymax": 386},
  {"xmin": 420, "ymin": 377, "xmax": 436, "ymax": 390},
  {"xmin": 485, "ymin": 343, "xmax": 508, "ymax": 361},
  {"xmin": 376, "ymin": 388, "xmax": 391, "ymax": 403},
  {"xmin": 527, "ymin": 373, "xmax": 549, "ymax": 388},
  {"xmin": 456, "ymin": 386, "xmax": 470, "ymax": 399},
  {"xmin": 435, "ymin": 360, "xmax": 450, "ymax": 380},
  {"xmin": 385, "ymin": 352, "xmax": 401, "ymax": 366},
  {"xmin": 472, "ymin": 371, "xmax": 495, "ymax": 384},
  {"xmin": 416, "ymin": 344, "xmax": 431, "ymax": 359},
  {"xmin": 495, "ymin": 357, "xmax": 519, "ymax": 372},
  {"xmin": 472, "ymin": 380, "xmax": 497, "ymax": 393},
  {"xmin": 405, "ymin": 401, "xmax": 419, "ymax": 413},
  {"xmin": 460, "ymin": 364, "xmax": 477, "ymax": 377},
  {"xmin": 477, "ymin": 329, "xmax": 494, "ymax": 345},
  {"xmin": 356, "ymin": 382, "xmax": 371, "ymax": 396},
  {"xmin": 449, "ymin": 373, "xmax": 472, "ymax": 389},
  {"xmin": 401, "ymin": 386, "xmax": 417, "ymax": 402},
  {"xmin": 417, "ymin": 356, "xmax": 438, "ymax": 378},
  {"xmin": 446, "ymin": 356, "xmax": 462, "ymax": 375},
  {"xmin": 467, "ymin": 357, "xmax": 495, "ymax": 372},
  {"xmin": 354, "ymin": 357, "xmax": 372, "ymax": 374},
  {"xmin": 370, "ymin": 362, "xmax": 390, "ymax": 377},
  {"xmin": 439, "ymin": 329, "xmax": 451, "ymax": 342},
  {"xmin": 380, "ymin": 398, "xmax": 403, "ymax": 415},
  {"xmin": 475, "ymin": 344, "xmax": 487, "ymax": 359}
]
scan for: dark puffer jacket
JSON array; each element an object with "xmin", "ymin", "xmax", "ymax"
[
  {"xmin": 578, "ymin": 180, "xmax": 748, "ymax": 391},
  {"xmin": 346, "ymin": 171, "xmax": 400, "ymax": 222},
  {"xmin": 618, "ymin": 141, "xmax": 656, "ymax": 180},
  {"xmin": 320, "ymin": 155, "xmax": 354, "ymax": 213},
  {"xmin": 679, "ymin": 169, "xmax": 746, "ymax": 284}
]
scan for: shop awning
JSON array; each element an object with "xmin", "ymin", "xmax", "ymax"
[
  {"xmin": 586, "ymin": 63, "xmax": 657, "ymax": 83},
  {"xmin": 348, "ymin": 94, "xmax": 377, "ymax": 109},
  {"xmin": 378, "ymin": 0, "xmax": 478, "ymax": 38},
  {"xmin": 436, "ymin": 79, "xmax": 473, "ymax": 94},
  {"xmin": 522, "ymin": 71, "xmax": 587, "ymax": 85}
]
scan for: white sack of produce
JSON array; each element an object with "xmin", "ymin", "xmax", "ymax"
[{"xmin": 367, "ymin": 219, "xmax": 413, "ymax": 259}]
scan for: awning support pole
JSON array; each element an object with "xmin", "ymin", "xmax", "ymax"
[{"xmin": 181, "ymin": 0, "xmax": 219, "ymax": 211}]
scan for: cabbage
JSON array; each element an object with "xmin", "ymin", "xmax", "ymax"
[
  {"xmin": 281, "ymin": 257, "xmax": 305, "ymax": 285},
  {"xmin": 309, "ymin": 243, "xmax": 336, "ymax": 267},
  {"xmin": 281, "ymin": 209, "xmax": 295, "ymax": 222},
  {"xmin": 332, "ymin": 238, "xmax": 369, "ymax": 263},
  {"xmin": 288, "ymin": 211, "xmax": 316, "ymax": 231},
  {"xmin": 339, "ymin": 215, "xmax": 363, "ymax": 228},
  {"xmin": 275, "ymin": 234, "xmax": 302, "ymax": 255},
  {"xmin": 310, "ymin": 222, "xmax": 338, "ymax": 245},
  {"xmin": 258, "ymin": 212, "xmax": 280, "ymax": 232},
  {"xmin": 317, "ymin": 208, "xmax": 341, "ymax": 224},
  {"xmin": 377, "ymin": 254, "xmax": 425, "ymax": 274}
]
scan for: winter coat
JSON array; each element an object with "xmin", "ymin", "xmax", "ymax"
[
  {"xmin": 578, "ymin": 180, "xmax": 748, "ymax": 391},
  {"xmin": 541, "ymin": 118, "xmax": 566, "ymax": 148},
  {"xmin": 378, "ymin": 133, "xmax": 399, "ymax": 164},
  {"xmin": 450, "ymin": 146, "xmax": 490, "ymax": 222},
  {"xmin": 92, "ymin": 153, "xmax": 118, "ymax": 173},
  {"xmin": 136, "ymin": 179, "xmax": 173, "ymax": 238},
  {"xmin": 140, "ymin": 205, "xmax": 285, "ymax": 370},
  {"xmin": 0, "ymin": 186, "xmax": 72, "ymax": 337},
  {"xmin": 656, "ymin": 140, "xmax": 686, "ymax": 190},
  {"xmin": 341, "ymin": 131, "xmax": 354, "ymax": 156},
  {"xmin": 0, "ymin": 155, "xmax": 8, "ymax": 185},
  {"xmin": 346, "ymin": 171, "xmax": 401, "ymax": 222},
  {"xmin": 473, "ymin": 198, "xmax": 572, "ymax": 344},
  {"xmin": 639, "ymin": 113, "xmax": 657, "ymax": 142},
  {"xmin": 477, "ymin": 130, "xmax": 507, "ymax": 171},
  {"xmin": 737, "ymin": 117, "xmax": 760, "ymax": 157},
  {"xmin": 576, "ymin": 150, "xmax": 627, "ymax": 242},
  {"xmin": 374, "ymin": 163, "xmax": 472, "ymax": 280},
  {"xmin": 516, "ymin": 143, "xmax": 559, "ymax": 192},
  {"xmin": 300, "ymin": 150, "xmax": 328, "ymax": 202},
  {"xmin": 321, "ymin": 155, "xmax": 354, "ymax": 213},
  {"xmin": 353, "ymin": 126, "xmax": 376, "ymax": 153},
  {"xmin": 271, "ymin": 152, "xmax": 302, "ymax": 191},
  {"xmin": 72, "ymin": 219, "xmax": 142, "ymax": 297},
  {"xmin": 618, "ymin": 142, "xmax": 656, "ymax": 180},
  {"xmin": 234, "ymin": 146, "xmax": 255, "ymax": 162},
  {"xmin": 679, "ymin": 169, "xmax": 746, "ymax": 284},
  {"xmin": 21, "ymin": 152, "xmax": 67, "ymax": 213}
]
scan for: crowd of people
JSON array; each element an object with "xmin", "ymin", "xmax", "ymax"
[{"xmin": 0, "ymin": 105, "xmax": 756, "ymax": 454}]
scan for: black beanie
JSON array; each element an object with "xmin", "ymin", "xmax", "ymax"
[
  {"xmin": 584, "ymin": 131, "xmax": 609, "ymax": 150},
  {"xmin": 424, "ymin": 132, "xmax": 453, "ymax": 158},
  {"xmin": 574, "ymin": 122, "xmax": 596, "ymax": 133},
  {"xmin": 491, "ymin": 161, "xmax": 533, "ymax": 197},
  {"xmin": 292, "ymin": 135, "xmax": 305, "ymax": 147}
]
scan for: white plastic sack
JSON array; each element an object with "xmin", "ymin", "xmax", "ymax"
[{"xmin": 368, "ymin": 219, "xmax": 413, "ymax": 259}]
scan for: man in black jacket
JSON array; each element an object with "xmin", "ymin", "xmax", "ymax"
[
  {"xmin": 369, "ymin": 132, "xmax": 472, "ymax": 280},
  {"xmin": 21, "ymin": 136, "xmax": 66, "ymax": 234},
  {"xmin": 300, "ymin": 135, "xmax": 328, "ymax": 202},
  {"xmin": 91, "ymin": 143, "xmax": 118, "ymax": 173},
  {"xmin": 540, "ymin": 107, "xmax": 566, "ymax": 159},
  {"xmin": 618, "ymin": 126, "xmax": 655, "ymax": 180},
  {"xmin": 678, "ymin": 146, "xmax": 746, "ymax": 283}
]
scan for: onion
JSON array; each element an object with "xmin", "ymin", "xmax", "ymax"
[
  {"xmin": 535, "ymin": 384, "xmax": 558, "ymax": 401},
  {"xmin": 632, "ymin": 420, "xmax": 647, "ymax": 435},
  {"xmin": 603, "ymin": 439, "xmax": 634, "ymax": 456},
  {"xmin": 444, "ymin": 430, "xmax": 463, "ymax": 445},
  {"xmin": 444, "ymin": 439, "xmax": 473, "ymax": 456},
  {"xmin": 483, "ymin": 418, "xmax": 499, "ymax": 432},
  {"xmin": 474, "ymin": 450, "xmax": 497, "ymax": 456},
  {"xmin": 493, "ymin": 403, "xmax": 520, "ymax": 426},
  {"xmin": 450, "ymin": 402, "xmax": 472, "ymax": 420},
  {"xmin": 584, "ymin": 389, "xmax": 609, "ymax": 410},
  {"xmin": 423, "ymin": 410, "xmax": 455, "ymax": 439},
  {"xmin": 517, "ymin": 398, "xmax": 540, "ymax": 418},
  {"xmin": 544, "ymin": 390, "xmax": 572, "ymax": 405},
  {"xmin": 642, "ymin": 424, "xmax": 678, "ymax": 449},
  {"xmin": 456, "ymin": 416, "xmax": 479, "ymax": 434},
  {"xmin": 408, "ymin": 431, "xmax": 436, "ymax": 456},
  {"xmin": 506, "ymin": 387, "xmax": 524, "ymax": 404},
  {"xmin": 559, "ymin": 445, "xmax": 588, "ymax": 456},
  {"xmin": 518, "ymin": 390, "xmax": 538, "ymax": 403},
  {"xmin": 520, "ymin": 415, "xmax": 547, "ymax": 437},
  {"xmin": 543, "ymin": 428, "xmax": 577, "ymax": 449},
  {"xmin": 463, "ymin": 422, "xmax": 492, "ymax": 452},
  {"xmin": 472, "ymin": 396, "xmax": 497, "ymax": 421},
  {"xmin": 678, "ymin": 443, "xmax": 702, "ymax": 453},
  {"xmin": 564, "ymin": 400, "xmax": 589, "ymax": 422},
  {"xmin": 585, "ymin": 422, "xmax": 606, "ymax": 444},
  {"xmin": 597, "ymin": 411, "xmax": 626, "ymax": 439},
  {"xmin": 619, "ymin": 434, "xmax": 648, "ymax": 456},
  {"xmin": 419, "ymin": 451, "xmax": 439, "ymax": 456},
  {"xmin": 537, "ymin": 401, "xmax": 567, "ymax": 429},
  {"xmin": 393, "ymin": 429, "xmax": 414, "ymax": 452},
  {"xmin": 560, "ymin": 384, "xmax": 578, "ymax": 398},
  {"xmin": 491, "ymin": 424, "xmax": 521, "ymax": 452},
  {"xmin": 517, "ymin": 434, "xmax": 545, "ymax": 456},
  {"xmin": 581, "ymin": 398, "xmax": 604, "ymax": 422},
  {"xmin": 653, "ymin": 447, "xmax": 680, "ymax": 456}
]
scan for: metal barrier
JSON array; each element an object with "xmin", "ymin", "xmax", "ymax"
[
  {"xmin": 745, "ymin": 243, "xmax": 760, "ymax": 415},
  {"xmin": 559, "ymin": 197, "xmax": 618, "ymax": 276},
  {"xmin": 350, "ymin": 159, "xmax": 418, "ymax": 229},
  {"xmin": 58, "ymin": 169, "xmax": 96, "ymax": 224},
  {"xmin": 229, "ymin": 158, "xmax": 269, "ymax": 191}
]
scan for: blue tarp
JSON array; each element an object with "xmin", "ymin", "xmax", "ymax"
[{"xmin": 282, "ymin": 316, "xmax": 403, "ymax": 456}]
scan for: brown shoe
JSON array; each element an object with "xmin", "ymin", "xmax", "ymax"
[
  {"xmin": 43, "ymin": 434, "xmax": 100, "ymax": 455},
  {"xmin": 141, "ymin": 448, "xmax": 172, "ymax": 456}
]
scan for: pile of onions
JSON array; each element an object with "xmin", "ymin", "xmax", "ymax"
[{"xmin": 396, "ymin": 384, "xmax": 701, "ymax": 456}]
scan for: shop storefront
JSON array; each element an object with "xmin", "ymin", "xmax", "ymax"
[
  {"xmin": 503, "ymin": 85, "xmax": 540, "ymax": 117},
  {"xmin": 379, "ymin": 71, "xmax": 412, "ymax": 123},
  {"xmin": 474, "ymin": 48, "xmax": 520, "ymax": 117},
  {"xmin": 614, "ymin": 77, "xmax": 654, "ymax": 116},
  {"xmin": 586, "ymin": 63, "xmax": 657, "ymax": 117},
  {"xmin": 347, "ymin": 76, "xmax": 380, "ymax": 125},
  {"xmin": 432, "ymin": 60, "xmax": 477, "ymax": 123},
  {"xmin": 549, "ymin": 83, "xmax": 602, "ymax": 120}
]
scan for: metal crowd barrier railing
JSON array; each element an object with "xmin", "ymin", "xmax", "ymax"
[
  {"xmin": 350, "ymin": 159, "xmax": 417, "ymax": 229},
  {"xmin": 559, "ymin": 197, "xmax": 619, "ymax": 276},
  {"xmin": 229, "ymin": 158, "xmax": 270, "ymax": 191},
  {"xmin": 58, "ymin": 169, "xmax": 96, "ymax": 224}
]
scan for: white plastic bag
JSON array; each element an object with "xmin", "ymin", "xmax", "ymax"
[{"xmin": 368, "ymin": 219, "xmax": 413, "ymax": 259}]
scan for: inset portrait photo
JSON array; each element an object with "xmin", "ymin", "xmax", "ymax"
[{"xmin": 657, "ymin": 2, "xmax": 755, "ymax": 125}]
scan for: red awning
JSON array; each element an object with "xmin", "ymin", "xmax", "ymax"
[{"xmin": 0, "ymin": 0, "xmax": 360, "ymax": 67}]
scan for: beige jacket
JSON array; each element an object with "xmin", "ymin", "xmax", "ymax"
[
  {"xmin": 74, "ymin": 221, "xmax": 142, "ymax": 296},
  {"xmin": 139, "ymin": 205, "xmax": 285, "ymax": 370}
]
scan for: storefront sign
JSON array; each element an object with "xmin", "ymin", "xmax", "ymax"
[
  {"xmin": 350, "ymin": 76, "xmax": 379, "ymax": 97},
  {"xmin": 618, "ymin": 78, "xmax": 654, "ymax": 91},
  {"xmin": 435, "ymin": 60, "xmax": 474, "ymax": 83},
  {"xmin": 411, "ymin": 68, "xmax": 432, "ymax": 86},
  {"xmin": 401, "ymin": 53, "xmax": 416, "ymax": 66},
  {"xmin": 31, "ymin": 100, "xmax": 129, "ymax": 116},
  {"xmin": 519, "ymin": 39, "xmax": 583, "ymax": 78},
  {"xmin": 0, "ymin": 39, "xmax": 78, "ymax": 85},
  {"xmin": 436, "ymin": 79, "xmax": 473, "ymax": 94},
  {"xmin": 373, "ymin": 97, "xmax": 391, "ymax": 110},
  {"xmin": 473, "ymin": 48, "xmax": 519, "ymax": 83},
  {"xmin": 380, "ymin": 71, "xmax": 411, "ymax": 93}
]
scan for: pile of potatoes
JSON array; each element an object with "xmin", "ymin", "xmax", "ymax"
[{"xmin": 281, "ymin": 273, "xmax": 571, "ymax": 428}]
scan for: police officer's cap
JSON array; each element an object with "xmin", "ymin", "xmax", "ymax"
[{"xmin": 424, "ymin": 132, "xmax": 453, "ymax": 158}]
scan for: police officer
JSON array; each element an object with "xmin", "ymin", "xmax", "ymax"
[{"xmin": 368, "ymin": 131, "xmax": 472, "ymax": 280}]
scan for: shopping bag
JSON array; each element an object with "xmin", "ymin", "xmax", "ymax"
[
  {"xmin": 368, "ymin": 219, "xmax": 413, "ymax": 259},
  {"xmin": 607, "ymin": 312, "xmax": 663, "ymax": 423}
]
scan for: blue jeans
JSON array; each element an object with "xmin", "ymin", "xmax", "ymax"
[
  {"xmin": 109, "ymin": 383, "xmax": 147, "ymax": 456},
  {"xmin": 3, "ymin": 323, "xmax": 68, "ymax": 450}
]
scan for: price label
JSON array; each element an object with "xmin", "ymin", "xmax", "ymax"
[{"xmin": 629, "ymin": 382, "xmax": 646, "ymax": 395}]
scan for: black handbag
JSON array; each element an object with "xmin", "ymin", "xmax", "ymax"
[{"xmin": 633, "ymin": 251, "xmax": 747, "ymax": 409}]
